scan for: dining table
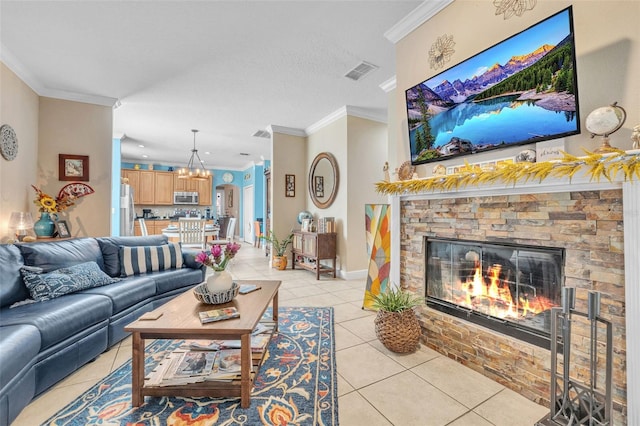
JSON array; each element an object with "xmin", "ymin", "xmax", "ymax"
[{"xmin": 161, "ymin": 226, "xmax": 220, "ymax": 245}]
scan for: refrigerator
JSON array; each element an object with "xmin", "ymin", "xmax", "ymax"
[{"xmin": 120, "ymin": 183, "xmax": 135, "ymax": 236}]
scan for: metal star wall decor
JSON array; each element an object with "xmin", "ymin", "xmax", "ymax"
[
  {"xmin": 494, "ymin": 0, "xmax": 537, "ymax": 19},
  {"xmin": 429, "ymin": 34, "xmax": 455, "ymax": 70}
]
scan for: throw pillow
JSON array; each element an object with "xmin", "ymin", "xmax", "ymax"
[
  {"xmin": 119, "ymin": 242, "xmax": 184, "ymax": 277},
  {"xmin": 20, "ymin": 261, "xmax": 121, "ymax": 302}
]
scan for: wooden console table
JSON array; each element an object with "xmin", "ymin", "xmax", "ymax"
[
  {"xmin": 124, "ymin": 280, "xmax": 280, "ymax": 408},
  {"xmin": 291, "ymin": 231, "xmax": 336, "ymax": 279}
]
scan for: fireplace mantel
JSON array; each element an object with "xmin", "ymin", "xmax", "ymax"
[{"xmin": 389, "ymin": 175, "xmax": 639, "ymax": 424}]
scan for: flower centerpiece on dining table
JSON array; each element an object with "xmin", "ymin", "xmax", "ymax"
[
  {"xmin": 31, "ymin": 185, "xmax": 76, "ymax": 238},
  {"xmin": 195, "ymin": 242, "xmax": 242, "ymax": 294}
]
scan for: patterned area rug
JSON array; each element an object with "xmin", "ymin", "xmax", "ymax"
[{"xmin": 45, "ymin": 307, "xmax": 337, "ymax": 425}]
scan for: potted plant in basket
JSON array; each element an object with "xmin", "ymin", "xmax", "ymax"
[
  {"xmin": 371, "ymin": 286, "xmax": 423, "ymax": 353},
  {"xmin": 261, "ymin": 230, "xmax": 294, "ymax": 270}
]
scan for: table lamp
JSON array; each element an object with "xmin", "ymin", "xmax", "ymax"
[{"xmin": 9, "ymin": 212, "xmax": 34, "ymax": 241}]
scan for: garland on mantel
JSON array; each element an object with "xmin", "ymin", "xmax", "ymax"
[{"xmin": 376, "ymin": 149, "xmax": 640, "ymax": 196}]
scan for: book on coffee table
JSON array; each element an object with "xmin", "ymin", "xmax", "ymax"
[{"xmin": 199, "ymin": 307, "xmax": 240, "ymax": 324}]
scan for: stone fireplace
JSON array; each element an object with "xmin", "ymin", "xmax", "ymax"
[
  {"xmin": 426, "ymin": 238, "xmax": 563, "ymax": 348},
  {"xmin": 389, "ymin": 178, "xmax": 639, "ymax": 425}
]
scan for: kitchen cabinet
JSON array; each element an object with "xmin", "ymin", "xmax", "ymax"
[
  {"xmin": 138, "ymin": 171, "xmax": 155, "ymax": 205},
  {"xmin": 291, "ymin": 231, "xmax": 336, "ymax": 279},
  {"xmin": 153, "ymin": 220, "xmax": 170, "ymax": 235},
  {"xmin": 135, "ymin": 219, "xmax": 171, "ymax": 237},
  {"xmin": 174, "ymin": 174, "xmax": 212, "ymax": 206},
  {"xmin": 122, "ymin": 170, "xmax": 140, "ymax": 204},
  {"xmin": 154, "ymin": 172, "xmax": 174, "ymax": 205},
  {"xmin": 198, "ymin": 176, "xmax": 213, "ymax": 206},
  {"xmin": 174, "ymin": 175, "xmax": 198, "ymax": 192},
  {"xmin": 122, "ymin": 169, "xmax": 212, "ymax": 207}
]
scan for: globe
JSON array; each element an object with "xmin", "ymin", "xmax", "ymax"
[
  {"xmin": 297, "ymin": 210, "xmax": 313, "ymax": 224},
  {"xmin": 585, "ymin": 104, "xmax": 626, "ymax": 137},
  {"xmin": 585, "ymin": 103, "xmax": 627, "ymax": 153}
]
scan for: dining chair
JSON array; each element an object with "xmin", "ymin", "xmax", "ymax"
[
  {"xmin": 137, "ymin": 218, "xmax": 148, "ymax": 236},
  {"xmin": 253, "ymin": 221, "xmax": 262, "ymax": 248},
  {"xmin": 178, "ymin": 218, "xmax": 206, "ymax": 249},
  {"xmin": 208, "ymin": 217, "xmax": 237, "ymax": 246}
]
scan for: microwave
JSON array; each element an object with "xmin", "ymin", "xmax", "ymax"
[{"xmin": 174, "ymin": 191, "xmax": 199, "ymax": 205}]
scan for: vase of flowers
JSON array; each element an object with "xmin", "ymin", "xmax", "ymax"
[
  {"xmin": 31, "ymin": 185, "xmax": 75, "ymax": 238},
  {"xmin": 195, "ymin": 242, "xmax": 241, "ymax": 293},
  {"xmin": 33, "ymin": 212, "xmax": 57, "ymax": 238}
]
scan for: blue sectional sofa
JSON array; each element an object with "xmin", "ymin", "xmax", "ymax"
[{"xmin": 0, "ymin": 235, "xmax": 205, "ymax": 425}]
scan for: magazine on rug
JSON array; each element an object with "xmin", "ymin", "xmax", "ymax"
[
  {"xmin": 173, "ymin": 351, "xmax": 216, "ymax": 377},
  {"xmin": 213, "ymin": 334, "xmax": 270, "ymax": 352}
]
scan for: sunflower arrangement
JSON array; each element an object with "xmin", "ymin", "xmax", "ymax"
[{"xmin": 31, "ymin": 185, "xmax": 75, "ymax": 213}]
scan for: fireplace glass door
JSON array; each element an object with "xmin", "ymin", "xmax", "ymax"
[{"xmin": 426, "ymin": 238, "xmax": 563, "ymax": 343}]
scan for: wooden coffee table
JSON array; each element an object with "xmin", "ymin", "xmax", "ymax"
[{"xmin": 124, "ymin": 279, "xmax": 280, "ymax": 408}]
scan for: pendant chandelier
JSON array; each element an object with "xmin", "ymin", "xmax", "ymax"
[{"xmin": 178, "ymin": 129, "xmax": 210, "ymax": 180}]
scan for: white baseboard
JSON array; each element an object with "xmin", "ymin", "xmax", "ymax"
[{"xmin": 338, "ymin": 269, "xmax": 368, "ymax": 280}]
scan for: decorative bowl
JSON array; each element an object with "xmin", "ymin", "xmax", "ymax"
[{"xmin": 193, "ymin": 282, "xmax": 239, "ymax": 305}]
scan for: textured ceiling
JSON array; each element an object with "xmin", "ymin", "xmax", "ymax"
[{"xmin": 1, "ymin": 1, "xmax": 422, "ymax": 170}]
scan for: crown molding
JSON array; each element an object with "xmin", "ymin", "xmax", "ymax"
[
  {"xmin": 345, "ymin": 106, "xmax": 387, "ymax": 124},
  {"xmin": 384, "ymin": 0, "xmax": 455, "ymax": 44},
  {"xmin": 267, "ymin": 125, "xmax": 306, "ymax": 138},
  {"xmin": 39, "ymin": 88, "xmax": 118, "ymax": 107},
  {"xmin": 379, "ymin": 76, "xmax": 397, "ymax": 93},
  {"xmin": 1, "ymin": 44, "xmax": 42, "ymax": 95},
  {"xmin": 305, "ymin": 106, "xmax": 347, "ymax": 135},
  {"xmin": 1, "ymin": 44, "xmax": 117, "ymax": 107},
  {"xmin": 305, "ymin": 105, "xmax": 387, "ymax": 136}
]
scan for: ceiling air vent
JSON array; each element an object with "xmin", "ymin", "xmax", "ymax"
[
  {"xmin": 252, "ymin": 130, "xmax": 271, "ymax": 138},
  {"xmin": 345, "ymin": 61, "xmax": 378, "ymax": 81}
]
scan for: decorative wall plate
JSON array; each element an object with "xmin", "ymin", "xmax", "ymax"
[
  {"xmin": 223, "ymin": 172, "xmax": 234, "ymax": 183},
  {"xmin": 58, "ymin": 182, "xmax": 95, "ymax": 199},
  {"xmin": 397, "ymin": 161, "xmax": 416, "ymax": 181},
  {"xmin": 0, "ymin": 124, "xmax": 18, "ymax": 161}
]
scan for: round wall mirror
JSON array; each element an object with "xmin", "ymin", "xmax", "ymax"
[{"xmin": 309, "ymin": 152, "xmax": 339, "ymax": 209}]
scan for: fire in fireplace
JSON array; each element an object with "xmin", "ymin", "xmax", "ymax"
[{"xmin": 426, "ymin": 238, "xmax": 564, "ymax": 347}]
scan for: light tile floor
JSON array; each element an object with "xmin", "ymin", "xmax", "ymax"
[{"xmin": 13, "ymin": 244, "xmax": 548, "ymax": 425}]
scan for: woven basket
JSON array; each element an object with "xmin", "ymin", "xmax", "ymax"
[
  {"xmin": 374, "ymin": 308, "xmax": 421, "ymax": 353},
  {"xmin": 193, "ymin": 282, "xmax": 239, "ymax": 305}
]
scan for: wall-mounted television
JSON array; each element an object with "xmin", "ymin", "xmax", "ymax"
[{"xmin": 406, "ymin": 6, "xmax": 580, "ymax": 166}]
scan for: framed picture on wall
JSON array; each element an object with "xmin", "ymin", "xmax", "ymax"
[
  {"xmin": 285, "ymin": 174, "xmax": 295, "ymax": 197},
  {"xmin": 59, "ymin": 154, "xmax": 89, "ymax": 181}
]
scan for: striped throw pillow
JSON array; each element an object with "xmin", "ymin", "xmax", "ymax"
[{"xmin": 119, "ymin": 242, "xmax": 184, "ymax": 277}]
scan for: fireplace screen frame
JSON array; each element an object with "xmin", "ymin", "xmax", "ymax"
[{"xmin": 425, "ymin": 237, "xmax": 565, "ymax": 348}]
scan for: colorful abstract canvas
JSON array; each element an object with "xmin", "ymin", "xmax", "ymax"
[{"xmin": 363, "ymin": 204, "xmax": 391, "ymax": 310}]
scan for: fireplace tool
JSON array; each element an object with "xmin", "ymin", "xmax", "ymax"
[{"xmin": 537, "ymin": 289, "xmax": 613, "ymax": 426}]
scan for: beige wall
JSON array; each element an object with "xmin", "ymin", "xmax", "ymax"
[
  {"xmin": 306, "ymin": 114, "xmax": 388, "ymax": 275},
  {"xmin": 307, "ymin": 116, "xmax": 348, "ymax": 269},
  {"xmin": 270, "ymin": 131, "xmax": 306, "ymax": 243},
  {"xmin": 38, "ymin": 98, "xmax": 113, "ymax": 237},
  {"xmin": 1, "ymin": 62, "xmax": 113, "ymax": 239},
  {"xmin": 0, "ymin": 63, "xmax": 39, "ymax": 240},
  {"xmin": 346, "ymin": 116, "xmax": 388, "ymax": 272},
  {"xmin": 393, "ymin": 0, "xmax": 640, "ymax": 177}
]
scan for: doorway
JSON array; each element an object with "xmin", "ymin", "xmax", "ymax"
[{"xmin": 243, "ymin": 185, "xmax": 254, "ymax": 244}]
